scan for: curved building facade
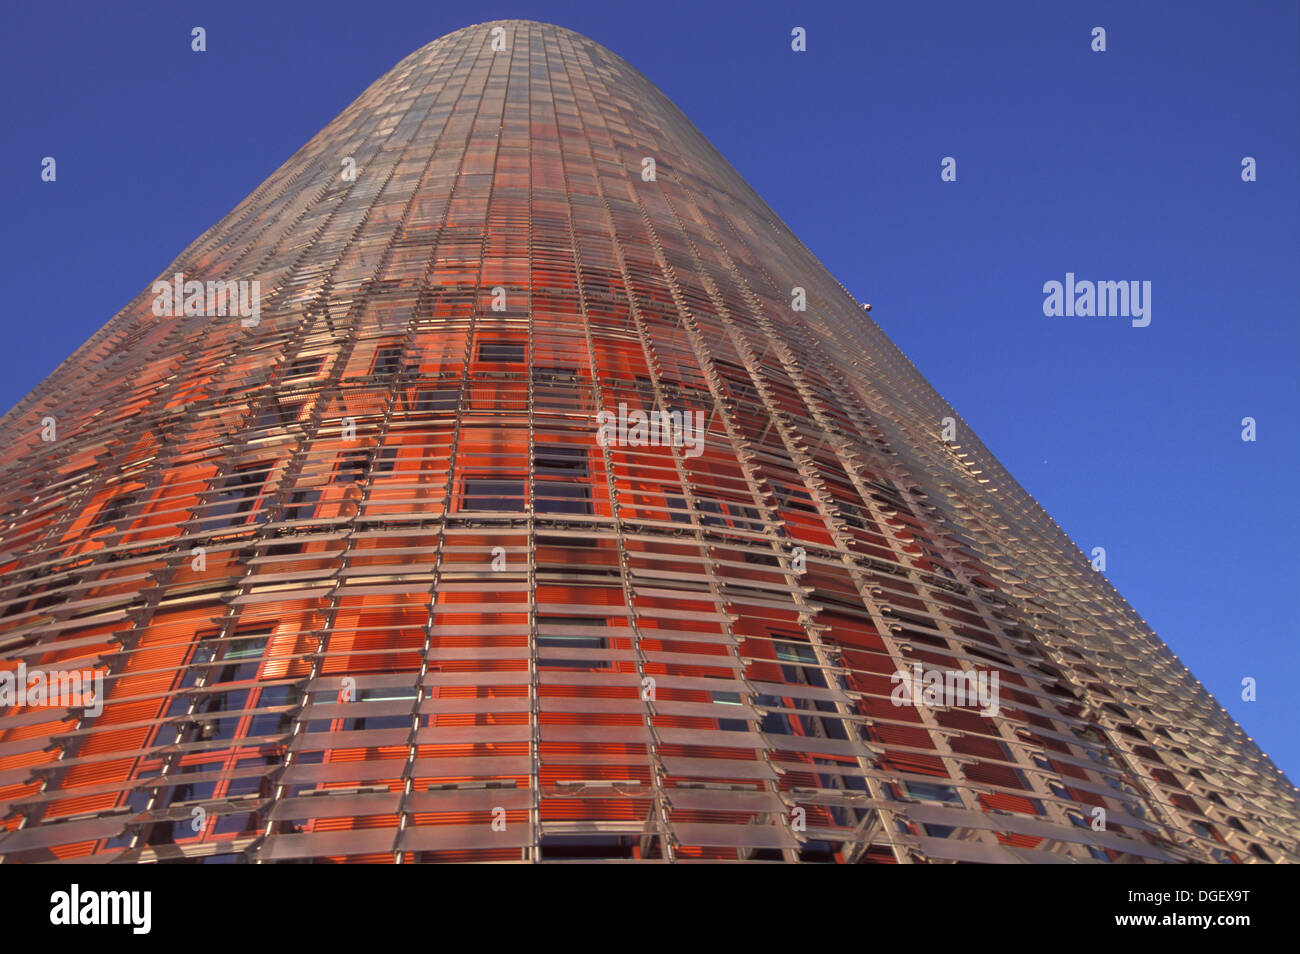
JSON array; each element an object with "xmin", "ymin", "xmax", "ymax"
[{"xmin": 0, "ymin": 20, "xmax": 1296, "ymax": 863}]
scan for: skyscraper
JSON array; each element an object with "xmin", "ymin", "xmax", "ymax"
[{"xmin": 0, "ymin": 19, "xmax": 1295, "ymax": 864}]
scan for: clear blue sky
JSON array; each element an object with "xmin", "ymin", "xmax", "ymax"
[{"xmin": 1, "ymin": 0, "xmax": 1296, "ymax": 778}]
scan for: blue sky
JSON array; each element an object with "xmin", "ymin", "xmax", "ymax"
[{"xmin": 1, "ymin": 0, "xmax": 1296, "ymax": 778}]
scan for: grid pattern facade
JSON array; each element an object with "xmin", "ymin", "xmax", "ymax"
[{"xmin": 0, "ymin": 20, "xmax": 1296, "ymax": 864}]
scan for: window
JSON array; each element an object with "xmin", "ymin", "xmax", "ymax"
[
  {"xmin": 539, "ymin": 834, "xmax": 637, "ymax": 860},
  {"xmin": 711, "ymin": 691, "xmax": 748, "ymax": 732},
  {"xmin": 904, "ymin": 780, "xmax": 962, "ymax": 804},
  {"xmin": 775, "ymin": 641, "xmax": 819, "ymax": 685},
  {"xmin": 333, "ymin": 447, "xmax": 398, "ymax": 484},
  {"xmin": 174, "ymin": 631, "xmax": 268, "ymax": 689},
  {"xmin": 775, "ymin": 643, "xmax": 817, "ymax": 665},
  {"xmin": 698, "ymin": 499, "xmax": 725, "ymax": 527},
  {"xmin": 665, "ymin": 494, "xmax": 689, "ymax": 523},
  {"xmin": 284, "ymin": 488, "xmax": 321, "ymax": 520},
  {"xmin": 773, "ymin": 482, "xmax": 818, "ymax": 514},
  {"xmin": 769, "ymin": 637, "xmax": 846, "ymax": 738},
  {"xmin": 254, "ymin": 399, "xmax": 303, "ymax": 429},
  {"xmin": 462, "ymin": 478, "xmax": 525, "ymax": 511},
  {"xmin": 535, "ymin": 482, "xmax": 591, "ymax": 514},
  {"xmin": 334, "ymin": 451, "xmax": 369, "ymax": 483},
  {"xmin": 535, "ymin": 446, "xmax": 591, "ymax": 516},
  {"xmin": 761, "ymin": 708, "xmax": 794, "ymax": 736},
  {"xmin": 535, "ymin": 444, "xmax": 587, "ymax": 475},
  {"xmin": 167, "ymin": 630, "xmax": 273, "ymax": 749},
  {"xmin": 285, "ymin": 355, "xmax": 324, "ymax": 378},
  {"xmin": 209, "ymin": 462, "xmax": 270, "ymax": 528},
  {"xmin": 334, "ymin": 694, "xmax": 417, "ymax": 732},
  {"xmin": 197, "ymin": 631, "xmax": 270, "ymax": 684},
  {"xmin": 537, "ymin": 616, "xmax": 608, "ymax": 669},
  {"xmin": 93, "ymin": 492, "xmax": 138, "ymax": 529},
  {"xmin": 1191, "ymin": 820, "xmax": 1217, "ymax": 839},
  {"xmin": 246, "ymin": 685, "xmax": 300, "ymax": 737},
  {"xmin": 371, "ymin": 346, "xmax": 403, "ymax": 376},
  {"xmin": 415, "ymin": 388, "xmax": 457, "ymax": 412},
  {"xmin": 476, "ymin": 340, "xmax": 524, "ymax": 363}
]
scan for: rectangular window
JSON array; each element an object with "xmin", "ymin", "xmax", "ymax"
[
  {"xmin": 462, "ymin": 478, "xmax": 525, "ymax": 511},
  {"xmin": 415, "ymin": 388, "xmax": 458, "ymax": 412},
  {"xmin": 209, "ymin": 462, "xmax": 270, "ymax": 528},
  {"xmin": 223, "ymin": 633, "xmax": 269, "ymax": 663},
  {"xmin": 535, "ymin": 481, "xmax": 591, "ymax": 515},
  {"xmin": 284, "ymin": 488, "xmax": 321, "ymax": 520},
  {"xmin": 476, "ymin": 340, "xmax": 524, "ymax": 363},
  {"xmin": 904, "ymin": 780, "xmax": 962, "ymax": 804},
  {"xmin": 334, "ymin": 447, "xmax": 399, "ymax": 484},
  {"xmin": 711, "ymin": 691, "xmax": 748, "ymax": 732},
  {"xmin": 255, "ymin": 399, "xmax": 304, "ymax": 429},
  {"xmin": 93, "ymin": 492, "xmax": 138, "ymax": 529},
  {"xmin": 246, "ymin": 685, "xmax": 299, "ymax": 737},
  {"xmin": 535, "ymin": 445, "xmax": 588, "ymax": 476},
  {"xmin": 761, "ymin": 709, "xmax": 794, "ymax": 736},
  {"xmin": 537, "ymin": 616, "xmax": 608, "ymax": 670},
  {"xmin": 698, "ymin": 499, "xmax": 725, "ymax": 527},
  {"xmin": 776, "ymin": 642, "xmax": 818, "ymax": 665},
  {"xmin": 535, "ymin": 446, "xmax": 591, "ymax": 515},
  {"xmin": 285, "ymin": 355, "xmax": 324, "ymax": 378},
  {"xmin": 774, "ymin": 483, "xmax": 819, "ymax": 514},
  {"xmin": 166, "ymin": 629, "xmax": 274, "ymax": 752},
  {"xmin": 666, "ymin": 494, "xmax": 689, "ymax": 524},
  {"xmin": 335, "ymin": 451, "xmax": 369, "ymax": 483},
  {"xmin": 371, "ymin": 346, "xmax": 403, "ymax": 376}
]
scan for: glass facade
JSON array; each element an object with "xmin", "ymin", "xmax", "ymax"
[{"xmin": 0, "ymin": 20, "xmax": 1295, "ymax": 863}]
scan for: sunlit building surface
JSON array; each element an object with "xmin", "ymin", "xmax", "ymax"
[{"xmin": 0, "ymin": 20, "xmax": 1296, "ymax": 864}]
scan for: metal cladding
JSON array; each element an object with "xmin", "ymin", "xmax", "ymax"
[{"xmin": 0, "ymin": 20, "xmax": 1296, "ymax": 864}]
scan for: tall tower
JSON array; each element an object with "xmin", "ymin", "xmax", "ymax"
[{"xmin": 0, "ymin": 20, "xmax": 1295, "ymax": 864}]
